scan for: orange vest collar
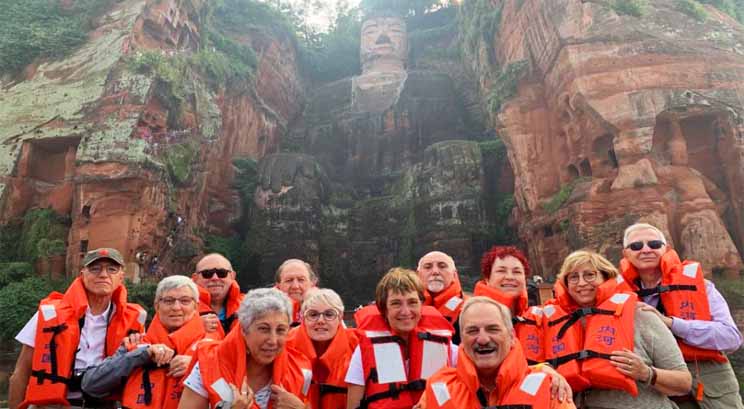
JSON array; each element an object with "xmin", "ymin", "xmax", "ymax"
[{"xmin": 473, "ymin": 281, "xmax": 528, "ymax": 315}]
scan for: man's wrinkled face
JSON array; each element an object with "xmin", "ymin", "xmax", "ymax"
[
  {"xmin": 81, "ymin": 259, "xmax": 123, "ymax": 297},
  {"xmin": 277, "ymin": 262, "xmax": 314, "ymax": 302},
  {"xmin": 417, "ymin": 252, "xmax": 456, "ymax": 294},
  {"xmin": 192, "ymin": 255, "xmax": 235, "ymax": 303},
  {"xmin": 622, "ymin": 228, "xmax": 667, "ymax": 274},
  {"xmin": 360, "ymin": 16, "xmax": 407, "ymax": 67},
  {"xmin": 461, "ymin": 302, "xmax": 513, "ymax": 375}
]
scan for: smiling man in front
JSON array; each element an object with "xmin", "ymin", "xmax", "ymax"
[
  {"xmin": 420, "ymin": 297, "xmax": 574, "ymax": 409},
  {"xmin": 8, "ymin": 248, "xmax": 146, "ymax": 409}
]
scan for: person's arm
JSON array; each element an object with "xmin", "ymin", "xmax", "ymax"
[
  {"xmin": 647, "ymin": 366, "xmax": 691, "ymax": 396},
  {"xmin": 178, "ymin": 387, "xmax": 209, "ymax": 409},
  {"xmin": 346, "ymin": 384, "xmax": 365, "ymax": 409},
  {"xmin": 644, "ymin": 309, "xmax": 692, "ymax": 396},
  {"xmin": 81, "ymin": 345, "xmax": 150, "ymax": 398},
  {"xmin": 344, "ymin": 346, "xmax": 365, "ymax": 409},
  {"xmin": 669, "ymin": 280, "xmax": 743, "ymax": 352},
  {"xmin": 8, "ymin": 345, "xmax": 33, "ymax": 409}
]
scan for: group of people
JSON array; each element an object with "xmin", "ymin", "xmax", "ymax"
[{"xmin": 7, "ymin": 222, "xmax": 743, "ymax": 409}]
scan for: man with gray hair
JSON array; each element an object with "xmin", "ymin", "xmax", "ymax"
[
  {"xmin": 417, "ymin": 251, "xmax": 466, "ymax": 343},
  {"xmin": 81, "ymin": 275, "xmax": 207, "ymax": 408},
  {"xmin": 419, "ymin": 297, "xmax": 572, "ymax": 408},
  {"xmin": 618, "ymin": 222, "xmax": 743, "ymax": 409},
  {"xmin": 275, "ymin": 258, "xmax": 318, "ymax": 326}
]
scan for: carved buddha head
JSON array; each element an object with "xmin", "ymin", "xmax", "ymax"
[{"xmin": 360, "ymin": 15, "xmax": 408, "ymax": 74}]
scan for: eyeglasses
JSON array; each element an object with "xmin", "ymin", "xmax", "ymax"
[
  {"xmin": 158, "ymin": 297, "xmax": 195, "ymax": 306},
  {"xmin": 86, "ymin": 265, "xmax": 122, "ymax": 275},
  {"xmin": 198, "ymin": 268, "xmax": 230, "ymax": 279},
  {"xmin": 305, "ymin": 309, "xmax": 339, "ymax": 322},
  {"xmin": 566, "ymin": 271, "xmax": 599, "ymax": 284},
  {"xmin": 626, "ymin": 240, "xmax": 665, "ymax": 251}
]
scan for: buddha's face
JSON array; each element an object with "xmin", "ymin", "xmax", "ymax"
[{"xmin": 360, "ymin": 16, "xmax": 407, "ymax": 73}]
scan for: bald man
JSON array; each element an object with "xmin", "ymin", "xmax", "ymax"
[
  {"xmin": 192, "ymin": 253, "xmax": 243, "ymax": 339},
  {"xmin": 275, "ymin": 258, "xmax": 318, "ymax": 326},
  {"xmin": 417, "ymin": 251, "xmax": 466, "ymax": 343}
]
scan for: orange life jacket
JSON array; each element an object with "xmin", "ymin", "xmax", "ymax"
[
  {"xmin": 424, "ymin": 343, "xmax": 560, "ymax": 409},
  {"xmin": 287, "ymin": 322, "xmax": 359, "ymax": 409},
  {"xmin": 21, "ymin": 278, "xmax": 147, "ymax": 409},
  {"xmin": 292, "ymin": 298, "xmax": 302, "ymax": 327},
  {"xmin": 424, "ymin": 276, "xmax": 466, "ymax": 324},
  {"xmin": 197, "ymin": 281, "xmax": 243, "ymax": 339},
  {"xmin": 472, "ymin": 281, "xmax": 544, "ymax": 363},
  {"xmin": 354, "ymin": 305, "xmax": 454, "ymax": 409},
  {"xmin": 543, "ymin": 278, "xmax": 637, "ymax": 396},
  {"xmin": 121, "ymin": 313, "xmax": 208, "ymax": 409},
  {"xmin": 195, "ymin": 325, "xmax": 312, "ymax": 409},
  {"xmin": 619, "ymin": 249, "xmax": 727, "ymax": 363}
]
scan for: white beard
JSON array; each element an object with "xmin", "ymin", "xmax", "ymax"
[{"xmin": 427, "ymin": 280, "xmax": 445, "ymax": 293}]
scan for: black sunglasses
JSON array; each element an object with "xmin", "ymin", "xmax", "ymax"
[
  {"xmin": 626, "ymin": 240, "xmax": 665, "ymax": 251},
  {"xmin": 198, "ymin": 268, "xmax": 230, "ymax": 279}
]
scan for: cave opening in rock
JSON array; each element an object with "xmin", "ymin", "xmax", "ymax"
[
  {"xmin": 567, "ymin": 164, "xmax": 579, "ymax": 181},
  {"xmin": 592, "ymin": 133, "xmax": 618, "ymax": 176},
  {"xmin": 26, "ymin": 137, "xmax": 80, "ymax": 184},
  {"xmin": 579, "ymin": 158, "xmax": 592, "ymax": 177}
]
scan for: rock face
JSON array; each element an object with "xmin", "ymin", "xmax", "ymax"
[
  {"xmin": 479, "ymin": 0, "xmax": 744, "ymax": 276},
  {"xmin": 0, "ymin": 0, "xmax": 304, "ymax": 280}
]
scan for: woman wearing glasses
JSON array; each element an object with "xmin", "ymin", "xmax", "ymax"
[
  {"xmin": 474, "ymin": 246, "xmax": 546, "ymax": 363},
  {"xmin": 544, "ymin": 250, "xmax": 691, "ymax": 408},
  {"xmin": 178, "ymin": 288, "xmax": 311, "ymax": 409},
  {"xmin": 81, "ymin": 275, "xmax": 208, "ymax": 409},
  {"xmin": 286, "ymin": 289, "xmax": 359, "ymax": 409}
]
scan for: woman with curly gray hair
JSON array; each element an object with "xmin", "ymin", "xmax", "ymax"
[{"xmin": 179, "ymin": 288, "xmax": 312, "ymax": 409}]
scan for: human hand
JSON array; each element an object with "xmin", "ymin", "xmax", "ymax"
[
  {"xmin": 167, "ymin": 354, "xmax": 192, "ymax": 377},
  {"xmin": 201, "ymin": 313, "xmax": 221, "ymax": 333},
  {"xmin": 537, "ymin": 364, "xmax": 573, "ymax": 403},
  {"xmin": 270, "ymin": 384, "xmax": 305, "ymax": 409},
  {"xmin": 229, "ymin": 377, "xmax": 254, "ymax": 409},
  {"xmin": 122, "ymin": 333, "xmax": 145, "ymax": 350},
  {"xmin": 638, "ymin": 302, "xmax": 673, "ymax": 328},
  {"xmin": 148, "ymin": 344, "xmax": 175, "ymax": 366},
  {"xmin": 611, "ymin": 348, "xmax": 650, "ymax": 381}
]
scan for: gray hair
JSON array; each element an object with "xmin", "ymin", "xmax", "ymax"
[
  {"xmin": 459, "ymin": 296, "xmax": 514, "ymax": 336},
  {"xmin": 237, "ymin": 288, "xmax": 293, "ymax": 331},
  {"xmin": 301, "ymin": 288, "xmax": 345, "ymax": 316},
  {"xmin": 275, "ymin": 258, "xmax": 318, "ymax": 284},
  {"xmin": 155, "ymin": 275, "xmax": 199, "ymax": 302},
  {"xmin": 623, "ymin": 223, "xmax": 667, "ymax": 248}
]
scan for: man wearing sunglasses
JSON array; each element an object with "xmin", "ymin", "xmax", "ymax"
[
  {"xmin": 192, "ymin": 253, "xmax": 243, "ymax": 339},
  {"xmin": 9, "ymin": 248, "xmax": 146, "ymax": 409},
  {"xmin": 618, "ymin": 223, "xmax": 743, "ymax": 409}
]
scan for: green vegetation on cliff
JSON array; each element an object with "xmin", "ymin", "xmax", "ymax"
[
  {"xmin": 676, "ymin": 0, "xmax": 710, "ymax": 20},
  {"xmin": 459, "ymin": 0, "xmax": 502, "ymax": 59},
  {"xmin": 487, "ymin": 61, "xmax": 529, "ymax": 113},
  {"xmin": 0, "ymin": 0, "xmax": 115, "ymax": 75},
  {"xmin": 611, "ymin": 0, "xmax": 649, "ymax": 17},
  {"xmin": 543, "ymin": 177, "xmax": 591, "ymax": 214}
]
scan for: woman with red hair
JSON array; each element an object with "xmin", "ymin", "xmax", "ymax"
[{"xmin": 476, "ymin": 245, "xmax": 545, "ymax": 363}]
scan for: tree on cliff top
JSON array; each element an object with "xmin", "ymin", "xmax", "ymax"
[{"xmin": 360, "ymin": 0, "xmax": 443, "ymax": 17}]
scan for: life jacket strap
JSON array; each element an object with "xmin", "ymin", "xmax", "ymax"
[
  {"xmin": 317, "ymin": 383, "xmax": 347, "ymax": 396},
  {"xmin": 358, "ymin": 379, "xmax": 426, "ymax": 408},
  {"xmin": 636, "ymin": 284, "xmax": 697, "ymax": 298},
  {"xmin": 30, "ymin": 369, "xmax": 71, "ymax": 385},
  {"xmin": 546, "ymin": 349, "xmax": 614, "ymax": 368},
  {"xmin": 417, "ymin": 331, "xmax": 449, "ymax": 344},
  {"xmin": 549, "ymin": 307, "xmax": 616, "ymax": 340},
  {"xmin": 370, "ymin": 335, "xmax": 406, "ymax": 345},
  {"xmin": 142, "ymin": 368, "xmax": 153, "ymax": 405}
]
